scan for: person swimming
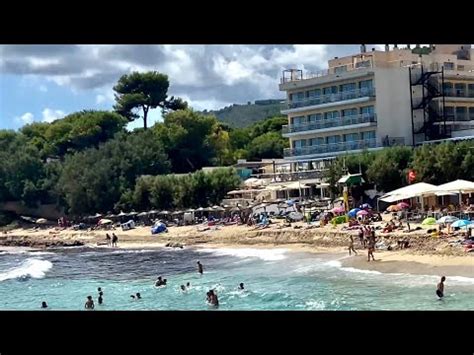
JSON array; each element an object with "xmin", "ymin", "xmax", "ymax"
[
  {"xmin": 238, "ymin": 283, "xmax": 244, "ymax": 290},
  {"xmin": 84, "ymin": 296, "xmax": 94, "ymax": 310},
  {"xmin": 98, "ymin": 291, "xmax": 103, "ymax": 305},
  {"xmin": 155, "ymin": 276, "xmax": 164, "ymax": 287},
  {"xmin": 197, "ymin": 261, "xmax": 203, "ymax": 275},
  {"xmin": 436, "ymin": 276, "xmax": 446, "ymax": 299},
  {"xmin": 41, "ymin": 301, "xmax": 48, "ymax": 309},
  {"xmin": 136, "ymin": 293, "xmax": 141, "ymax": 299},
  {"xmin": 180, "ymin": 285, "xmax": 186, "ymax": 291},
  {"xmin": 186, "ymin": 282, "xmax": 190, "ymax": 288},
  {"xmin": 207, "ymin": 290, "xmax": 219, "ymax": 307},
  {"xmin": 163, "ymin": 279, "xmax": 167, "ymax": 286}
]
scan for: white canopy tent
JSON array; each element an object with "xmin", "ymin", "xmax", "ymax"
[
  {"xmin": 379, "ymin": 182, "xmax": 438, "ymax": 202},
  {"xmin": 425, "ymin": 179, "xmax": 474, "ymax": 205}
]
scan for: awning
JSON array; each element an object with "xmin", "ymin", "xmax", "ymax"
[
  {"xmin": 426, "ymin": 179, "xmax": 474, "ymax": 194},
  {"xmin": 379, "ymin": 182, "xmax": 438, "ymax": 202},
  {"xmin": 338, "ymin": 174, "xmax": 365, "ymax": 186}
]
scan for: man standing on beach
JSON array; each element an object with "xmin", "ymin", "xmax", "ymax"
[
  {"xmin": 358, "ymin": 227, "xmax": 364, "ymax": 248},
  {"xmin": 197, "ymin": 261, "xmax": 203, "ymax": 275},
  {"xmin": 436, "ymin": 276, "xmax": 446, "ymax": 299},
  {"xmin": 348, "ymin": 235, "xmax": 358, "ymax": 256},
  {"xmin": 112, "ymin": 233, "xmax": 118, "ymax": 247}
]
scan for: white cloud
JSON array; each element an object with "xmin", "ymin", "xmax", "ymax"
[
  {"xmin": 15, "ymin": 112, "xmax": 34, "ymax": 125},
  {"xmin": 96, "ymin": 94, "xmax": 106, "ymax": 104},
  {"xmin": 42, "ymin": 108, "xmax": 66, "ymax": 122}
]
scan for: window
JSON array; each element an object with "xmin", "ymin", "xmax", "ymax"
[
  {"xmin": 443, "ymin": 62, "xmax": 455, "ymax": 70},
  {"xmin": 324, "ymin": 111, "xmax": 340, "ymax": 120},
  {"xmin": 342, "ymin": 108, "xmax": 358, "ymax": 117},
  {"xmin": 468, "ymin": 84, "xmax": 474, "ymax": 98},
  {"xmin": 359, "ymin": 79, "xmax": 374, "ymax": 96},
  {"xmin": 326, "ymin": 135, "xmax": 341, "ymax": 145},
  {"xmin": 293, "ymin": 140, "xmax": 307, "ymax": 148},
  {"xmin": 340, "ymin": 83, "xmax": 356, "ymax": 92},
  {"xmin": 355, "ymin": 60, "xmax": 371, "ymax": 68},
  {"xmin": 308, "ymin": 113, "xmax": 322, "ymax": 122},
  {"xmin": 443, "ymin": 82, "xmax": 453, "ymax": 96},
  {"xmin": 307, "ymin": 89, "xmax": 321, "ymax": 98},
  {"xmin": 290, "ymin": 92, "xmax": 305, "ymax": 102},
  {"xmin": 456, "ymin": 107, "xmax": 467, "ymax": 121},
  {"xmin": 455, "ymin": 83, "xmax": 466, "ymax": 97},
  {"xmin": 361, "ymin": 131, "xmax": 376, "ymax": 141},
  {"xmin": 360, "ymin": 106, "xmax": 375, "ymax": 117},
  {"xmin": 444, "ymin": 107, "xmax": 455, "ymax": 120},
  {"xmin": 323, "ymin": 86, "xmax": 338, "ymax": 95},
  {"xmin": 469, "ymin": 108, "xmax": 474, "ymax": 121},
  {"xmin": 310, "ymin": 137, "xmax": 325, "ymax": 146},
  {"xmin": 334, "ymin": 65, "xmax": 347, "ymax": 74},
  {"xmin": 291, "ymin": 116, "xmax": 305, "ymax": 125},
  {"xmin": 344, "ymin": 133, "xmax": 359, "ymax": 142}
]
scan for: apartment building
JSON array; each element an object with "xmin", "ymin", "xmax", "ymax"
[{"xmin": 279, "ymin": 44, "xmax": 474, "ymax": 166}]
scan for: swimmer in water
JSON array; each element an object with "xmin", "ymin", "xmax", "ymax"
[
  {"xmin": 155, "ymin": 276, "xmax": 163, "ymax": 287},
  {"xmin": 197, "ymin": 261, "xmax": 203, "ymax": 275},
  {"xmin": 180, "ymin": 285, "xmax": 186, "ymax": 291},
  {"xmin": 136, "ymin": 293, "xmax": 141, "ymax": 299},
  {"xmin": 163, "ymin": 279, "xmax": 167, "ymax": 286},
  {"xmin": 208, "ymin": 290, "xmax": 219, "ymax": 307},
  {"xmin": 186, "ymin": 282, "xmax": 190, "ymax": 288},
  {"xmin": 238, "ymin": 283, "xmax": 244, "ymax": 290},
  {"xmin": 84, "ymin": 296, "xmax": 94, "ymax": 310},
  {"xmin": 98, "ymin": 292, "xmax": 103, "ymax": 305},
  {"xmin": 436, "ymin": 276, "xmax": 446, "ymax": 299},
  {"xmin": 41, "ymin": 301, "xmax": 48, "ymax": 309}
]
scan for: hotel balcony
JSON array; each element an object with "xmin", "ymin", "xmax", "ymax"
[
  {"xmin": 284, "ymin": 137, "xmax": 405, "ymax": 159},
  {"xmin": 282, "ymin": 113, "xmax": 377, "ymax": 137},
  {"xmin": 281, "ymin": 88, "xmax": 375, "ymax": 114}
]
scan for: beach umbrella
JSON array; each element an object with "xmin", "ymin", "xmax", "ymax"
[
  {"xmin": 397, "ymin": 202, "xmax": 410, "ymax": 209},
  {"xmin": 36, "ymin": 218, "xmax": 48, "ymax": 224},
  {"xmin": 186, "ymin": 208, "xmax": 195, "ymax": 212},
  {"xmin": 158, "ymin": 211, "xmax": 170, "ymax": 215},
  {"xmin": 421, "ymin": 217, "xmax": 437, "ymax": 225},
  {"xmin": 348, "ymin": 208, "xmax": 361, "ymax": 218},
  {"xmin": 128, "ymin": 211, "xmax": 138, "ymax": 216},
  {"xmin": 451, "ymin": 219, "xmax": 472, "ymax": 228},
  {"xmin": 196, "ymin": 207, "xmax": 204, "ymax": 212},
  {"xmin": 148, "ymin": 210, "xmax": 158, "ymax": 215},
  {"xmin": 359, "ymin": 203, "xmax": 372, "ymax": 209},
  {"xmin": 172, "ymin": 210, "xmax": 183, "ymax": 215},
  {"xmin": 118, "ymin": 211, "xmax": 127, "ymax": 217},
  {"xmin": 357, "ymin": 210, "xmax": 369, "ymax": 216},
  {"xmin": 436, "ymin": 216, "xmax": 458, "ymax": 224},
  {"xmin": 105, "ymin": 214, "xmax": 116, "ymax": 218},
  {"xmin": 98, "ymin": 219, "xmax": 113, "ymax": 225},
  {"xmin": 386, "ymin": 205, "xmax": 400, "ymax": 212},
  {"xmin": 137, "ymin": 212, "xmax": 148, "ymax": 217}
]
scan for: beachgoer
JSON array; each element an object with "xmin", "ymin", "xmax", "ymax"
[
  {"xmin": 112, "ymin": 233, "xmax": 118, "ymax": 247},
  {"xmin": 238, "ymin": 283, "xmax": 244, "ymax": 290},
  {"xmin": 41, "ymin": 301, "xmax": 48, "ymax": 309},
  {"xmin": 155, "ymin": 276, "xmax": 163, "ymax": 287},
  {"xmin": 367, "ymin": 238, "xmax": 376, "ymax": 262},
  {"xmin": 98, "ymin": 292, "xmax": 103, "ymax": 305},
  {"xmin": 186, "ymin": 282, "xmax": 190, "ymax": 288},
  {"xmin": 105, "ymin": 234, "xmax": 111, "ymax": 245},
  {"xmin": 436, "ymin": 276, "xmax": 446, "ymax": 299},
  {"xmin": 85, "ymin": 296, "xmax": 95, "ymax": 310},
  {"xmin": 131, "ymin": 295, "xmax": 135, "ymax": 299},
  {"xmin": 358, "ymin": 227, "xmax": 364, "ymax": 247},
  {"xmin": 163, "ymin": 279, "xmax": 167, "ymax": 286},
  {"xmin": 136, "ymin": 293, "xmax": 141, "ymax": 299},
  {"xmin": 180, "ymin": 285, "xmax": 186, "ymax": 291},
  {"xmin": 407, "ymin": 221, "xmax": 411, "ymax": 232},
  {"xmin": 197, "ymin": 261, "xmax": 203, "ymax": 275},
  {"xmin": 207, "ymin": 290, "xmax": 219, "ymax": 307},
  {"xmin": 349, "ymin": 235, "xmax": 358, "ymax": 256}
]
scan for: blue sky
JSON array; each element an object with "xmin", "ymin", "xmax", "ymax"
[{"xmin": 1, "ymin": 44, "xmax": 389, "ymax": 130}]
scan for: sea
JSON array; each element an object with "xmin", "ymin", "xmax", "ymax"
[{"xmin": 0, "ymin": 246, "xmax": 473, "ymax": 310}]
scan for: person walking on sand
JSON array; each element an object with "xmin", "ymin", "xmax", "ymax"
[
  {"xmin": 348, "ymin": 235, "xmax": 358, "ymax": 256},
  {"xmin": 112, "ymin": 233, "xmax": 118, "ymax": 247},
  {"xmin": 358, "ymin": 227, "xmax": 364, "ymax": 248},
  {"xmin": 105, "ymin": 234, "xmax": 111, "ymax": 246},
  {"xmin": 85, "ymin": 296, "xmax": 95, "ymax": 310},
  {"xmin": 436, "ymin": 276, "xmax": 446, "ymax": 299},
  {"xmin": 197, "ymin": 261, "xmax": 203, "ymax": 275}
]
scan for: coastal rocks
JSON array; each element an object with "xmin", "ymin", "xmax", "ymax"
[
  {"xmin": 165, "ymin": 242, "xmax": 184, "ymax": 249},
  {"xmin": 0, "ymin": 237, "xmax": 84, "ymax": 248}
]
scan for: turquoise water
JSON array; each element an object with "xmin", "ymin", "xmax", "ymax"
[{"xmin": 0, "ymin": 246, "xmax": 473, "ymax": 310}]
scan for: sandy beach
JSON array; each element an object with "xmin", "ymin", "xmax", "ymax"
[{"xmin": 1, "ymin": 217, "xmax": 472, "ymax": 279}]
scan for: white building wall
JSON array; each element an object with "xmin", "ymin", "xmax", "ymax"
[{"xmin": 373, "ymin": 68, "xmax": 413, "ymax": 145}]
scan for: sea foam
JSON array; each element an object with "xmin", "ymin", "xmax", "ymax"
[
  {"xmin": 0, "ymin": 258, "xmax": 53, "ymax": 282},
  {"xmin": 197, "ymin": 247, "xmax": 288, "ymax": 261}
]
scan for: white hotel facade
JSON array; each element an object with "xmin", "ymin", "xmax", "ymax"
[{"xmin": 279, "ymin": 44, "xmax": 474, "ymax": 168}]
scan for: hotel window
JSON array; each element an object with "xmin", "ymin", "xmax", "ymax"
[
  {"xmin": 343, "ymin": 133, "xmax": 359, "ymax": 142},
  {"xmin": 326, "ymin": 135, "xmax": 341, "ymax": 145},
  {"xmin": 443, "ymin": 82, "xmax": 453, "ymax": 96},
  {"xmin": 359, "ymin": 79, "xmax": 374, "ymax": 95},
  {"xmin": 307, "ymin": 89, "xmax": 321, "ymax": 98},
  {"xmin": 324, "ymin": 111, "xmax": 340, "ymax": 120},
  {"xmin": 455, "ymin": 83, "xmax": 466, "ymax": 97},
  {"xmin": 342, "ymin": 108, "xmax": 358, "ymax": 117},
  {"xmin": 308, "ymin": 113, "xmax": 322, "ymax": 122},
  {"xmin": 361, "ymin": 131, "xmax": 376, "ymax": 141},
  {"xmin": 444, "ymin": 107, "xmax": 455, "ymax": 120},
  {"xmin": 292, "ymin": 116, "xmax": 305, "ymax": 125},
  {"xmin": 360, "ymin": 106, "xmax": 375, "ymax": 117},
  {"xmin": 443, "ymin": 62, "xmax": 455, "ymax": 70},
  {"xmin": 469, "ymin": 107, "xmax": 474, "ymax": 120},
  {"xmin": 456, "ymin": 107, "xmax": 467, "ymax": 121},
  {"xmin": 355, "ymin": 60, "xmax": 371, "ymax": 68},
  {"xmin": 323, "ymin": 86, "xmax": 338, "ymax": 95},
  {"xmin": 290, "ymin": 92, "xmax": 305, "ymax": 102},
  {"xmin": 340, "ymin": 83, "xmax": 356, "ymax": 92},
  {"xmin": 310, "ymin": 137, "xmax": 325, "ymax": 146},
  {"xmin": 293, "ymin": 140, "xmax": 307, "ymax": 148},
  {"xmin": 468, "ymin": 84, "xmax": 474, "ymax": 98},
  {"xmin": 334, "ymin": 65, "xmax": 347, "ymax": 74}
]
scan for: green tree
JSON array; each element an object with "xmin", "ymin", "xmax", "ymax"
[
  {"xmin": 246, "ymin": 132, "xmax": 288, "ymax": 160},
  {"xmin": 113, "ymin": 71, "xmax": 188, "ymax": 130}
]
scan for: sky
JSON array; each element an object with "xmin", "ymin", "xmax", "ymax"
[{"xmin": 0, "ymin": 44, "xmax": 390, "ymax": 130}]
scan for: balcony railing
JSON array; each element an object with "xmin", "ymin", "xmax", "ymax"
[
  {"xmin": 285, "ymin": 88, "xmax": 375, "ymax": 110},
  {"xmin": 284, "ymin": 137, "xmax": 405, "ymax": 157},
  {"xmin": 281, "ymin": 61, "xmax": 374, "ymax": 83},
  {"xmin": 282, "ymin": 114, "xmax": 377, "ymax": 134}
]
